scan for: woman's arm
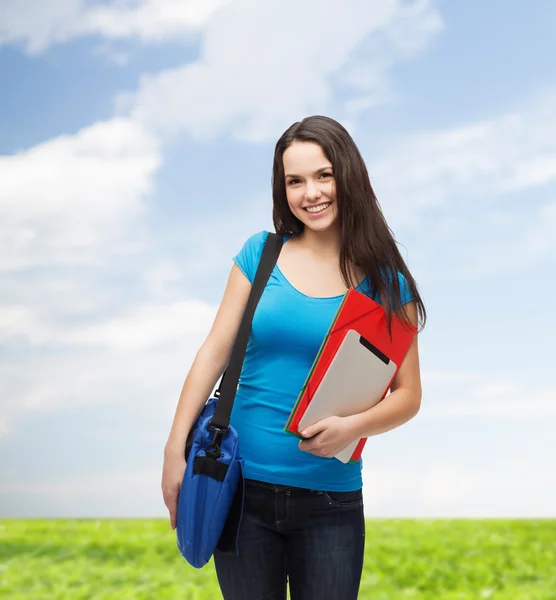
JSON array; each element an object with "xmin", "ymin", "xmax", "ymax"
[
  {"xmin": 162, "ymin": 263, "xmax": 252, "ymax": 529},
  {"xmin": 349, "ymin": 300, "xmax": 422, "ymax": 438},
  {"xmin": 164, "ymin": 263, "xmax": 252, "ymax": 457}
]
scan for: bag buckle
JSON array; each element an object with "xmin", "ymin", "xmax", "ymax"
[{"xmin": 205, "ymin": 424, "xmax": 228, "ymax": 458}]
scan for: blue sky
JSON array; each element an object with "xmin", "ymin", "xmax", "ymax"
[{"xmin": 1, "ymin": 0, "xmax": 555, "ymax": 519}]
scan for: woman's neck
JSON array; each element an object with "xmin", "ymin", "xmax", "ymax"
[
  {"xmin": 297, "ymin": 226, "xmax": 341, "ymax": 259},
  {"xmin": 294, "ymin": 225, "xmax": 365, "ymax": 286}
]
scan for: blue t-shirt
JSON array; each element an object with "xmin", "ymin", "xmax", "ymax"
[{"xmin": 230, "ymin": 230, "xmax": 414, "ymax": 492}]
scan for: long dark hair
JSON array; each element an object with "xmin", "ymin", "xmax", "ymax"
[{"xmin": 272, "ymin": 115, "xmax": 426, "ymax": 333}]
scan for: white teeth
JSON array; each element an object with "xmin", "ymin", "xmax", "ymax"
[{"xmin": 306, "ymin": 203, "xmax": 330, "ymax": 214}]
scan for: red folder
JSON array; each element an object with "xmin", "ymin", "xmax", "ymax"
[{"xmin": 284, "ymin": 287, "xmax": 417, "ymax": 463}]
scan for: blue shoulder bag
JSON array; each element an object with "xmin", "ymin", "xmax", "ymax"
[{"xmin": 176, "ymin": 232, "xmax": 283, "ymax": 568}]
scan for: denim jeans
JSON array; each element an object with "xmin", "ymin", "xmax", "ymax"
[{"xmin": 213, "ymin": 478, "xmax": 365, "ymax": 600}]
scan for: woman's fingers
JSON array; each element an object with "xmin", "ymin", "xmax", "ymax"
[
  {"xmin": 163, "ymin": 484, "xmax": 179, "ymax": 530},
  {"xmin": 161, "ymin": 455, "xmax": 186, "ymax": 530},
  {"xmin": 169, "ymin": 496, "xmax": 178, "ymax": 530}
]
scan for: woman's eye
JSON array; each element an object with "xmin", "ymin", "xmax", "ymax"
[
  {"xmin": 320, "ymin": 172, "xmax": 333, "ymax": 178},
  {"xmin": 288, "ymin": 179, "xmax": 300, "ymax": 185}
]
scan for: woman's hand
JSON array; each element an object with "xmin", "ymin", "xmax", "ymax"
[
  {"xmin": 298, "ymin": 415, "xmax": 360, "ymax": 459},
  {"xmin": 161, "ymin": 449, "xmax": 186, "ymax": 530}
]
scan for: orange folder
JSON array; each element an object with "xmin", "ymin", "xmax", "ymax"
[{"xmin": 284, "ymin": 287, "xmax": 417, "ymax": 463}]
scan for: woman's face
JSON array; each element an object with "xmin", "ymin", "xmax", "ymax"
[{"xmin": 283, "ymin": 141, "xmax": 338, "ymax": 233}]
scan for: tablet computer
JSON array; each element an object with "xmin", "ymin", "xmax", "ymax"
[{"xmin": 297, "ymin": 328, "xmax": 397, "ymax": 463}]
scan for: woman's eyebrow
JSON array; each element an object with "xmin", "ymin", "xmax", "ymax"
[{"xmin": 285, "ymin": 166, "xmax": 333, "ymax": 178}]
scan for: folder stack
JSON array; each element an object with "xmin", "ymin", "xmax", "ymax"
[{"xmin": 284, "ymin": 287, "xmax": 417, "ymax": 463}]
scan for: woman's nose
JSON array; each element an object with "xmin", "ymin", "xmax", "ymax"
[{"xmin": 305, "ymin": 181, "xmax": 322, "ymax": 200}]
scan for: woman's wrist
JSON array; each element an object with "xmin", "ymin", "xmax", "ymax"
[
  {"xmin": 164, "ymin": 436, "xmax": 187, "ymax": 458},
  {"xmin": 345, "ymin": 412, "xmax": 370, "ymax": 441}
]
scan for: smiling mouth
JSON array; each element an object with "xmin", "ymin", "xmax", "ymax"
[{"xmin": 304, "ymin": 202, "xmax": 331, "ymax": 214}]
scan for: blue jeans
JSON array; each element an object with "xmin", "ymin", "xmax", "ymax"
[{"xmin": 213, "ymin": 478, "xmax": 365, "ymax": 600}]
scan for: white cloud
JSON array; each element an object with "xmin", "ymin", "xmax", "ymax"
[
  {"xmin": 0, "ymin": 117, "xmax": 161, "ymax": 271},
  {"xmin": 80, "ymin": 0, "xmax": 231, "ymax": 41},
  {"xmin": 367, "ymin": 88, "xmax": 556, "ymax": 278},
  {"xmin": 0, "ymin": 270, "xmax": 199, "ymax": 437},
  {"xmin": 0, "ymin": 114, "xmax": 221, "ymax": 426},
  {"xmin": 0, "ymin": 306, "xmax": 47, "ymax": 344},
  {"xmin": 421, "ymin": 370, "xmax": 481, "ymax": 386},
  {"xmin": 434, "ymin": 384, "xmax": 556, "ymax": 419},
  {"xmin": 0, "ymin": 299, "xmax": 216, "ymax": 351},
  {"xmin": 123, "ymin": 0, "xmax": 442, "ymax": 141},
  {"xmin": 362, "ymin": 463, "xmax": 556, "ymax": 517},
  {"xmin": 370, "ymin": 88, "xmax": 556, "ymax": 226},
  {"xmin": 419, "ymin": 370, "xmax": 556, "ymax": 419},
  {"xmin": 362, "ymin": 464, "xmax": 487, "ymax": 516},
  {"xmin": 1, "ymin": 273, "xmax": 116, "ymax": 319},
  {"xmin": 341, "ymin": 0, "xmax": 444, "ymax": 117},
  {"xmin": 0, "ymin": 469, "xmax": 164, "ymax": 517},
  {"xmin": 62, "ymin": 300, "xmax": 217, "ymax": 351},
  {"xmin": 0, "ymin": 0, "xmax": 83, "ymax": 54},
  {"xmin": 522, "ymin": 201, "xmax": 556, "ymax": 258},
  {"xmin": 0, "ymin": 0, "xmax": 230, "ymax": 54},
  {"xmin": 142, "ymin": 261, "xmax": 185, "ymax": 298},
  {"xmin": 0, "ymin": 416, "xmax": 8, "ymax": 439},
  {"xmin": 1, "ymin": 469, "xmax": 158, "ymax": 496},
  {"xmin": 406, "ymin": 197, "xmax": 556, "ymax": 279},
  {"xmin": 468, "ymin": 201, "xmax": 556, "ymax": 275},
  {"xmin": 1, "ymin": 1, "xmax": 443, "ymax": 140},
  {"xmin": 0, "ymin": 297, "xmax": 217, "ymax": 449},
  {"xmin": 505, "ymin": 152, "xmax": 556, "ymax": 191}
]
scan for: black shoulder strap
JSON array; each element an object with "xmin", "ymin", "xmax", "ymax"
[{"xmin": 210, "ymin": 232, "xmax": 283, "ymax": 431}]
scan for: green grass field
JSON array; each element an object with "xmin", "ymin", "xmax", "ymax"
[{"xmin": 1, "ymin": 519, "xmax": 555, "ymax": 599}]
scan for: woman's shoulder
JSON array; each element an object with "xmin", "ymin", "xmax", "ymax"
[
  {"xmin": 244, "ymin": 230, "xmax": 270, "ymax": 246},
  {"xmin": 239, "ymin": 229, "xmax": 290, "ymax": 252},
  {"xmin": 238, "ymin": 230, "xmax": 271, "ymax": 257},
  {"xmin": 233, "ymin": 230, "xmax": 271, "ymax": 283},
  {"xmin": 361, "ymin": 268, "xmax": 413, "ymax": 306}
]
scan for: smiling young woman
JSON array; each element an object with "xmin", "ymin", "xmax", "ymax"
[{"xmin": 162, "ymin": 115, "xmax": 426, "ymax": 600}]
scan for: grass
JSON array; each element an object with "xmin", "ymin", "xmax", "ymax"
[{"xmin": 1, "ymin": 519, "xmax": 555, "ymax": 599}]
